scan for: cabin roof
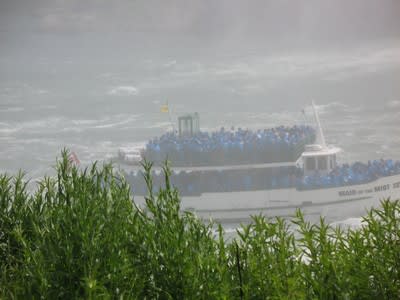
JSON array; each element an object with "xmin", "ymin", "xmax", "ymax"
[{"xmin": 301, "ymin": 146, "xmax": 342, "ymax": 157}]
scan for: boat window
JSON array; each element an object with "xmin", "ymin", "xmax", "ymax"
[
  {"xmin": 305, "ymin": 157, "xmax": 316, "ymax": 170},
  {"xmin": 318, "ymin": 156, "xmax": 328, "ymax": 170}
]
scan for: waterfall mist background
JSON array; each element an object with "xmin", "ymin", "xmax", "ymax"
[{"xmin": 1, "ymin": 1, "xmax": 400, "ymax": 223}]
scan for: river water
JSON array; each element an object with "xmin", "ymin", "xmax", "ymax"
[{"xmin": 1, "ymin": 37, "xmax": 400, "ymax": 229}]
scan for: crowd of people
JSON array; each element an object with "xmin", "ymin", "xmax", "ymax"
[
  {"xmin": 301, "ymin": 159, "xmax": 400, "ymax": 189},
  {"xmin": 142, "ymin": 125, "xmax": 316, "ymax": 166},
  {"xmin": 126, "ymin": 159, "xmax": 400, "ymax": 195}
]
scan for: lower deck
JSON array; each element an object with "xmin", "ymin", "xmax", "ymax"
[{"xmin": 133, "ymin": 174, "xmax": 400, "ymax": 223}]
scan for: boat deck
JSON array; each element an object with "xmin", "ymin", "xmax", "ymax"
[{"xmin": 121, "ymin": 160, "xmax": 298, "ymax": 173}]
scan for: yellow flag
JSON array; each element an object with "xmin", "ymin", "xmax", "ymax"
[{"xmin": 161, "ymin": 104, "xmax": 169, "ymax": 113}]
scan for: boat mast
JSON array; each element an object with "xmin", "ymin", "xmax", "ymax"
[{"xmin": 311, "ymin": 101, "xmax": 327, "ymax": 148}]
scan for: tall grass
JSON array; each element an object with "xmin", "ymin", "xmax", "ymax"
[{"xmin": 1, "ymin": 150, "xmax": 399, "ymax": 299}]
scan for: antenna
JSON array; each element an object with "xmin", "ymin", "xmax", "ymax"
[
  {"xmin": 301, "ymin": 108, "xmax": 308, "ymax": 126},
  {"xmin": 311, "ymin": 100, "xmax": 327, "ymax": 148}
]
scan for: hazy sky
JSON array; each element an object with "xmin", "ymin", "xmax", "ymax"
[
  {"xmin": 1, "ymin": 0, "xmax": 399, "ymax": 46},
  {"xmin": 1, "ymin": 1, "xmax": 400, "ymax": 177}
]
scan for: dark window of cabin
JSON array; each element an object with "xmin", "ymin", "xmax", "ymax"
[
  {"xmin": 305, "ymin": 157, "xmax": 316, "ymax": 170},
  {"xmin": 318, "ymin": 156, "xmax": 328, "ymax": 170}
]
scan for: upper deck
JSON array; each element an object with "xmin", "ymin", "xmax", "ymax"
[{"xmin": 141, "ymin": 125, "xmax": 316, "ymax": 167}]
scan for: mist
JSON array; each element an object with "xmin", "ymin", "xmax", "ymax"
[{"xmin": 0, "ymin": 0, "xmax": 400, "ymax": 211}]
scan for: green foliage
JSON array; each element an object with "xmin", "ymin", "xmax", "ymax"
[{"xmin": 1, "ymin": 150, "xmax": 400, "ymax": 299}]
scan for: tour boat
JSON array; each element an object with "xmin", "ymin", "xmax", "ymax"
[{"xmin": 121, "ymin": 103, "xmax": 400, "ymax": 223}]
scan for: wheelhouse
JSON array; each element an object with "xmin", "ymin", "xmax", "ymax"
[
  {"xmin": 301, "ymin": 144, "xmax": 341, "ymax": 176},
  {"xmin": 178, "ymin": 112, "xmax": 200, "ymax": 137}
]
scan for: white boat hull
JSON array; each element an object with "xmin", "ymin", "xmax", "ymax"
[{"xmin": 134, "ymin": 174, "xmax": 400, "ymax": 224}]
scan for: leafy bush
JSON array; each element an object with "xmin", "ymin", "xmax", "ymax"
[{"xmin": 1, "ymin": 150, "xmax": 399, "ymax": 299}]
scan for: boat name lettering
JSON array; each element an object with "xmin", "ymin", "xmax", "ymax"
[
  {"xmin": 338, "ymin": 190, "xmax": 357, "ymax": 197},
  {"xmin": 374, "ymin": 184, "xmax": 390, "ymax": 192},
  {"xmin": 393, "ymin": 182, "xmax": 400, "ymax": 189},
  {"xmin": 338, "ymin": 183, "xmax": 392, "ymax": 197}
]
